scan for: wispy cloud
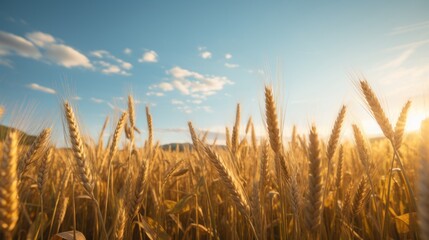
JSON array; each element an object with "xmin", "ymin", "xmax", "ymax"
[
  {"xmin": 379, "ymin": 48, "xmax": 415, "ymax": 70},
  {"xmin": 90, "ymin": 97, "xmax": 104, "ymax": 103},
  {"xmin": 225, "ymin": 63, "xmax": 239, "ymax": 68},
  {"xmin": 139, "ymin": 50, "xmax": 158, "ymax": 63},
  {"xmin": 27, "ymin": 83, "xmax": 56, "ymax": 94},
  {"xmin": 0, "ymin": 58, "xmax": 13, "ymax": 68},
  {"xmin": 389, "ymin": 20, "xmax": 429, "ymax": 35},
  {"xmin": 225, "ymin": 53, "xmax": 232, "ymax": 59}
]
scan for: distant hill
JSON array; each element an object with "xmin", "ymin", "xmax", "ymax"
[
  {"xmin": 0, "ymin": 125, "xmax": 37, "ymax": 145},
  {"xmin": 160, "ymin": 143, "xmax": 193, "ymax": 152}
]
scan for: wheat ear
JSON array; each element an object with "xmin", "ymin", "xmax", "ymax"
[
  {"xmin": 115, "ymin": 201, "xmax": 127, "ymax": 240},
  {"xmin": 145, "ymin": 105, "xmax": 153, "ymax": 149},
  {"xmin": 37, "ymin": 147, "xmax": 53, "ymax": 194},
  {"xmin": 202, "ymin": 143, "xmax": 250, "ymax": 217},
  {"xmin": 128, "ymin": 95, "xmax": 136, "ymax": 148},
  {"xmin": 359, "ymin": 80, "xmax": 394, "ymax": 141},
  {"xmin": 19, "ymin": 128, "xmax": 51, "ymax": 179},
  {"xmin": 265, "ymin": 86, "xmax": 281, "ymax": 153},
  {"xmin": 0, "ymin": 131, "xmax": 19, "ymax": 239},
  {"xmin": 351, "ymin": 177, "xmax": 367, "ymax": 218},
  {"xmin": 305, "ymin": 125, "xmax": 323, "ymax": 234},
  {"xmin": 127, "ymin": 160, "xmax": 148, "ymax": 219},
  {"xmin": 107, "ymin": 111, "xmax": 128, "ymax": 164},
  {"xmin": 231, "ymin": 103, "xmax": 241, "ymax": 153},
  {"xmin": 225, "ymin": 127, "xmax": 231, "ymax": 150},
  {"xmin": 335, "ymin": 145, "xmax": 344, "ymax": 190},
  {"xmin": 265, "ymin": 86, "xmax": 289, "ymax": 182},
  {"xmin": 63, "ymin": 101, "xmax": 94, "ymax": 195},
  {"xmin": 394, "ymin": 100, "xmax": 411, "ymax": 150},
  {"xmin": 326, "ymin": 105, "xmax": 346, "ymax": 162}
]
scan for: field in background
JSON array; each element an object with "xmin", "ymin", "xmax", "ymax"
[{"xmin": 0, "ymin": 80, "xmax": 428, "ymax": 240}]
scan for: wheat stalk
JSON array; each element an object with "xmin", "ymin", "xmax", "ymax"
[{"xmin": 419, "ymin": 118, "xmax": 429, "ymax": 240}]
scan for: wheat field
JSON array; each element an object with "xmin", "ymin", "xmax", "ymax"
[{"xmin": 0, "ymin": 80, "xmax": 428, "ymax": 240}]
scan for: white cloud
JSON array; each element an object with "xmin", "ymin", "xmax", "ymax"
[
  {"xmin": 122, "ymin": 62, "xmax": 132, "ymax": 70},
  {"xmin": 26, "ymin": 32, "xmax": 56, "ymax": 47},
  {"xmin": 0, "ymin": 30, "xmax": 93, "ymax": 69},
  {"xmin": 46, "ymin": 44, "xmax": 92, "ymax": 68},
  {"xmin": 200, "ymin": 51, "xmax": 212, "ymax": 59},
  {"xmin": 158, "ymin": 82, "xmax": 174, "ymax": 91},
  {"xmin": 171, "ymin": 99, "xmax": 184, "ymax": 105},
  {"xmin": 192, "ymin": 99, "xmax": 202, "ymax": 104},
  {"xmin": 177, "ymin": 105, "xmax": 192, "ymax": 114},
  {"xmin": 90, "ymin": 97, "xmax": 104, "ymax": 103},
  {"xmin": 225, "ymin": 53, "xmax": 232, "ymax": 59},
  {"xmin": 101, "ymin": 65, "xmax": 122, "ymax": 74},
  {"xmin": 225, "ymin": 63, "xmax": 239, "ymax": 68},
  {"xmin": 123, "ymin": 48, "xmax": 132, "ymax": 55},
  {"xmin": 27, "ymin": 83, "xmax": 56, "ymax": 94},
  {"xmin": 139, "ymin": 50, "xmax": 158, "ymax": 63},
  {"xmin": 146, "ymin": 92, "xmax": 164, "ymax": 97},
  {"xmin": 90, "ymin": 50, "xmax": 132, "ymax": 75},
  {"xmin": 198, "ymin": 106, "xmax": 213, "ymax": 113},
  {"xmin": 90, "ymin": 50, "xmax": 109, "ymax": 58},
  {"xmin": 0, "ymin": 31, "xmax": 41, "ymax": 59},
  {"xmin": 167, "ymin": 66, "xmax": 233, "ymax": 97},
  {"xmin": 72, "ymin": 96, "xmax": 81, "ymax": 101}
]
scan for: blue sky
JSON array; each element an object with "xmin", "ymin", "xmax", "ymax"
[{"xmin": 1, "ymin": 1, "xmax": 429, "ymax": 145}]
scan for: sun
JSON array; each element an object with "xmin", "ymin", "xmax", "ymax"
[{"xmin": 405, "ymin": 111, "xmax": 427, "ymax": 132}]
